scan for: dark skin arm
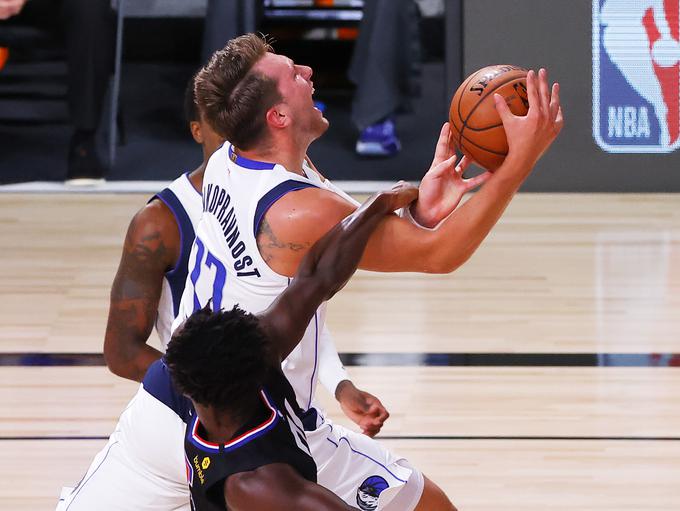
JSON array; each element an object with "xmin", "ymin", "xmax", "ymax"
[
  {"xmin": 103, "ymin": 200, "xmax": 179, "ymax": 382},
  {"xmin": 225, "ymin": 463, "xmax": 357, "ymax": 511},
  {"xmin": 259, "ymin": 183, "xmax": 419, "ymax": 363}
]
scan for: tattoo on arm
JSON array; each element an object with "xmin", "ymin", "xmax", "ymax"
[
  {"xmin": 105, "ymin": 226, "xmax": 170, "ymax": 380},
  {"xmin": 256, "ymin": 217, "xmax": 310, "ymax": 263}
]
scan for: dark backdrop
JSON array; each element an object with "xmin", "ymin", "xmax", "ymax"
[{"xmin": 464, "ymin": 0, "xmax": 680, "ymax": 192}]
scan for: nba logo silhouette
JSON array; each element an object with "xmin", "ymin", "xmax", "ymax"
[{"xmin": 593, "ymin": 0, "xmax": 680, "ymax": 153}]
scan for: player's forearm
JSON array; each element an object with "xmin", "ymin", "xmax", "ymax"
[
  {"xmin": 317, "ymin": 326, "xmax": 350, "ymax": 395},
  {"xmin": 423, "ymin": 154, "xmax": 530, "ymax": 273},
  {"xmin": 104, "ymin": 341, "xmax": 163, "ymax": 382},
  {"xmin": 104, "ymin": 308, "xmax": 162, "ymax": 382}
]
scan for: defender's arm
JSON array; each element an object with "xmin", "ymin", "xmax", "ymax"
[
  {"xmin": 103, "ymin": 201, "xmax": 179, "ymax": 382},
  {"xmin": 259, "ymin": 185, "xmax": 418, "ymax": 362}
]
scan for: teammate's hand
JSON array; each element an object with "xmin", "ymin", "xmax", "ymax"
[
  {"xmin": 335, "ymin": 381, "xmax": 389, "ymax": 437},
  {"xmin": 494, "ymin": 68, "xmax": 563, "ymax": 177},
  {"xmin": 380, "ymin": 181, "xmax": 419, "ymax": 212},
  {"xmin": 412, "ymin": 123, "xmax": 492, "ymax": 228},
  {"xmin": 0, "ymin": 0, "xmax": 28, "ymax": 20}
]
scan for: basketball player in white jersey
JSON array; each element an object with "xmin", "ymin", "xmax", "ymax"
[
  {"xmin": 103, "ymin": 78, "xmax": 391, "ymax": 430},
  {"xmin": 172, "ymin": 34, "xmax": 562, "ymax": 511},
  {"xmin": 102, "ymin": 81, "xmax": 223, "ymax": 381},
  {"xmin": 58, "ymin": 35, "xmax": 561, "ymax": 510},
  {"xmin": 58, "ymin": 79, "xmax": 392, "ymax": 509}
]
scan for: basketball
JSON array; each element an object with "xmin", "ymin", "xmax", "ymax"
[{"xmin": 449, "ymin": 65, "xmax": 529, "ymax": 171}]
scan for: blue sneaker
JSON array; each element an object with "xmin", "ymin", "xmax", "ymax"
[{"xmin": 355, "ymin": 118, "xmax": 401, "ymax": 156}]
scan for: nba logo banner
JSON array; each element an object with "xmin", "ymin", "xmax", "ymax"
[{"xmin": 593, "ymin": 0, "xmax": 680, "ymax": 153}]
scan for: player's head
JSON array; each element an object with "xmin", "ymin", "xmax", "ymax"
[
  {"xmin": 184, "ymin": 76, "xmax": 224, "ymax": 161},
  {"xmin": 194, "ymin": 33, "xmax": 328, "ymax": 152},
  {"xmin": 165, "ymin": 305, "xmax": 272, "ymax": 417}
]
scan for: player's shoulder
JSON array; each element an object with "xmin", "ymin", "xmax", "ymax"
[
  {"xmin": 264, "ymin": 186, "xmax": 356, "ymax": 233},
  {"xmin": 225, "ymin": 463, "xmax": 302, "ymax": 509},
  {"xmin": 122, "ymin": 197, "xmax": 182, "ymax": 269},
  {"xmin": 130, "ymin": 198, "xmax": 178, "ymax": 239}
]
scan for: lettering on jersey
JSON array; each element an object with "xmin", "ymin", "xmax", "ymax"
[
  {"xmin": 203, "ymin": 184, "xmax": 261, "ymax": 278},
  {"xmin": 192, "ymin": 455, "xmax": 206, "ymax": 485}
]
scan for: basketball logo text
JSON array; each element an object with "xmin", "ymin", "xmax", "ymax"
[{"xmin": 593, "ymin": 0, "xmax": 680, "ymax": 153}]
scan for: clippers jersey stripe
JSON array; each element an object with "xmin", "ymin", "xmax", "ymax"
[
  {"xmin": 253, "ymin": 180, "xmax": 318, "ymax": 237},
  {"xmin": 153, "ymin": 187, "xmax": 196, "ymax": 316},
  {"xmin": 189, "ymin": 390, "xmax": 280, "ymax": 453}
]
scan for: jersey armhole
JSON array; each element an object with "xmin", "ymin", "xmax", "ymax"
[{"xmin": 253, "ymin": 180, "xmax": 319, "ymax": 238}]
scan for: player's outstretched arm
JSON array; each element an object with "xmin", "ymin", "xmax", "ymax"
[
  {"xmin": 259, "ymin": 183, "xmax": 418, "ymax": 362},
  {"xmin": 225, "ymin": 463, "xmax": 358, "ymax": 511},
  {"xmin": 103, "ymin": 202, "xmax": 179, "ymax": 382},
  {"xmin": 258, "ymin": 68, "xmax": 562, "ymax": 276}
]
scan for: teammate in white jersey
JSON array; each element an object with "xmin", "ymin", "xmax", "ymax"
[
  {"xmin": 103, "ymin": 81, "xmax": 224, "ymax": 381},
  {"xmin": 173, "ymin": 34, "xmax": 562, "ymax": 511}
]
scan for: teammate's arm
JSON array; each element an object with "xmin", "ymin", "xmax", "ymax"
[
  {"xmin": 103, "ymin": 201, "xmax": 179, "ymax": 382},
  {"xmin": 225, "ymin": 463, "xmax": 358, "ymax": 511},
  {"xmin": 258, "ymin": 69, "xmax": 563, "ymax": 276},
  {"xmin": 259, "ymin": 184, "xmax": 418, "ymax": 362}
]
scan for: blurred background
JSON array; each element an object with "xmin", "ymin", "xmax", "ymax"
[{"xmin": 0, "ymin": 0, "xmax": 679, "ymax": 190}]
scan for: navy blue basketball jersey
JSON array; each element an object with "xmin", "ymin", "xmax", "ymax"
[{"xmin": 184, "ymin": 367, "xmax": 317, "ymax": 510}]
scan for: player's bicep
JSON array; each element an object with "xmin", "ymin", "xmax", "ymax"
[{"xmin": 256, "ymin": 187, "xmax": 357, "ymax": 277}]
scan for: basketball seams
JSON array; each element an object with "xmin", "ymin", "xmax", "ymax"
[
  {"xmin": 453, "ymin": 72, "xmax": 477, "ymax": 151},
  {"xmin": 457, "ymin": 71, "xmax": 527, "ymax": 160},
  {"xmin": 461, "ymin": 72, "xmax": 527, "ymax": 128}
]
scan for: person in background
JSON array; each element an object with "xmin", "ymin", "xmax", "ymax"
[
  {"xmin": 351, "ymin": 0, "xmax": 422, "ymax": 157},
  {"xmin": 0, "ymin": 0, "xmax": 115, "ymax": 183}
]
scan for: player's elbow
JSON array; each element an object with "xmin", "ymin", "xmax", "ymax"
[
  {"xmin": 103, "ymin": 347, "xmax": 128, "ymax": 378},
  {"xmin": 103, "ymin": 341, "xmax": 136, "ymax": 380}
]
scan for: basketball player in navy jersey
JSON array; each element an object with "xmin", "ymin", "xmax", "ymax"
[
  {"xmin": 103, "ymin": 79, "xmax": 391, "ymax": 436},
  {"xmin": 166, "ymin": 183, "xmax": 419, "ymax": 511}
]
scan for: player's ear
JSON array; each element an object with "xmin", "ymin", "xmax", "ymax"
[
  {"xmin": 266, "ymin": 103, "xmax": 290, "ymax": 130},
  {"xmin": 190, "ymin": 121, "xmax": 204, "ymax": 144}
]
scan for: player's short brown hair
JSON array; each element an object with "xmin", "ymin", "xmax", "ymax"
[{"xmin": 194, "ymin": 34, "xmax": 281, "ymax": 151}]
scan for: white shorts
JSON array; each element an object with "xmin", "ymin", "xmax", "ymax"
[
  {"xmin": 56, "ymin": 392, "xmax": 422, "ymax": 511},
  {"xmin": 308, "ymin": 411, "xmax": 425, "ymax": 511},
  {"xmin": 56, "ymin": 386, "xmax": 190, "ymax": 511}
]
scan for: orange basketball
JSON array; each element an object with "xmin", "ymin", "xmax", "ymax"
[{"xmin": 449, "ymin": 65, "xmax": 529, "ymax": 171}]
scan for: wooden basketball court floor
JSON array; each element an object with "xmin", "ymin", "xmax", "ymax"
[{"xmin": 0, "ymin": 192, "xmax": 678, "ymax": 510}]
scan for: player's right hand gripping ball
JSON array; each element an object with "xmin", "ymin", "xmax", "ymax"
[{"xmin": 449, "ymin": 65, "xmax": 529, "ymax": 171}]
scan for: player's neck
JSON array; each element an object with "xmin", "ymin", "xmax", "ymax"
[
  {"xmin": 236, "ymin": 136, "xmax": 309, "ymax": 176},
  {"xmin": 194, "ymin": 402, "xmax": 259, "ymax": 444}
]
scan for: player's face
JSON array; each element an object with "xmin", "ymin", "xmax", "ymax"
[{"xmin": 255, "ymin": 52, "xmax": 328, "ymax": 141}]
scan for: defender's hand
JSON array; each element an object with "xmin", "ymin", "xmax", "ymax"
[
  {"xmin": 380, "ymin": 181, "xmax": 419, "ymax": 212},
  {"xmin": 494, "ymin": 68, "xmax": 563, "ymax": 175},
  {"xmin": 336, "ymin": 381, "xmax": 389, "ymax": 437}
]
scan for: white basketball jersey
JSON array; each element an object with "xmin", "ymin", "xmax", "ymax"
[
  {"xmin": 175, "ymin": 143, "xmax": 355, "ymax": 409},
  {"xmin": 152, "ymin": 172, "xmax": 203, "ymax": 348}
]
